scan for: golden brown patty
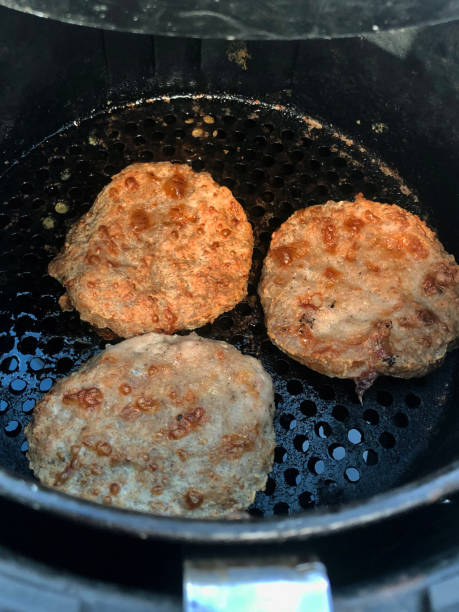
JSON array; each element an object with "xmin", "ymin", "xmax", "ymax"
[
  {"xmin": 49, "ymin": 162, "xmax": 253, "ymax": 338},
  {"xmin": 25, "ymin": 333, "xmax": 275, "ymax": 518},
  {"xmin": 259, "ymin": 194, "xmax": 459, "ymax": 395}
]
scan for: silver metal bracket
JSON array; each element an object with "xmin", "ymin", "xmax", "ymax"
[{"xmin": 184, "ymin": 557, "xmax": 333, "ymax": 612}]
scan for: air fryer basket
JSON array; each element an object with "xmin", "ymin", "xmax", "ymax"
[{"xmin": 0, "ymin": 8, "xmax": 458, "ymax": 539}]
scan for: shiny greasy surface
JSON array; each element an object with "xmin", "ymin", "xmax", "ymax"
[
  {"xmin": 26, "ymin": 333, "xmax": 275, "ymax": 517},
  {"xmin": 259, "ymin": 194, "xmax": 459, "ymax": 392},
  {"xmin": 0, "ymin": 96, "xmax": 458, "ymax": 516},
  {"xmin": 49, "ymin": 162, "xmax": 253, "ymax": 338}
]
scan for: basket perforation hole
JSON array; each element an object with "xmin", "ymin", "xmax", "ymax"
[
  {"xmin": 39, "ymin": 378, "xmax": 53, "ymax": 392},
  {"xmin": 29, "ymin": 357, "xmax": 44, "ymax": 372},
  {"xmin": 329, "ymin": 444, "xmax": 346, "ymax": 461},
  {"xmin": 284, "ymin": 468, "xmax": 300, "ymax": 487},
  {"xmin": 262, "ymin": 191, "xmax": 274, "ymax": 203},
  {"xmin": 363, "ymin": 449, "xmax": 378, "ymax": 465},
  {"xmin": 300, "ymin": 399, "xmax": 317, "ymax": 417},
  {"xmin": 9, "ymin": 378, "xmax": 26, "ymax": 394},
  {"xmin": 273, "ymin": 502, "xmax": 289, "ymax": 515},
  {"xmin": 251, "ymin": 169, "xmax": 265, "ymax": 182},
  {"xmin": 310, "ymin": 159, "xmax": 321, "ymax": 171},
  {"xmin": 279, "ymin": 413, "xmax": 297, "ymax": 430},
  {"xmin": 1, "ymin": 356, "xmax": 18, "ymax": 373},
  {"xmin": 235, "ymin": 302, "xmax": 251, "ymax": 316},
  {"xmin": 271, "ymin": 176, "xmax": 284, "ymax": 188},
  {"xmin": 191, "ymin": 159, "xmax": 204, "ymax": 172},
  {"xmin": 125, "ymin": 122, "xmax": 138, "ymax": 133},
  {"xmin": 308, "ymin": 457, "xmax": 325, "ymax": 475},
  {"xmin": 393, "ymin": 412, "xmax": 409, "ymax": 428},
  {"xmin": 332, "ymin": 405, "xmax": 348, "ymax": 421},
  {"xmin": 315, "ymin": 422, "xmax": 332, "ymax": 439},
  {"xmin": 405, "ymin": 393, "xmax": 421, "ymax": 408},
  {"xmin": 4, "ymin": 420, "xmax": 21, "ymax": 436},
  {"xmin": 293, "ymin": 435, "xmax": 309, "ymax": 453},
  {"xmin": 274, "ymin": 446, "xmax": 287, "ymax": 464},
  {"xmin": 298, "ymin": 491, "xmax": 314, "ymax": 509},
  {"xmin": 379, "ymin": 432, "xmax": 396, "ymax": 449},
  {"xmin": 22, "ymin": 399, "xmax": 35, "ymax": 414},
  {"xmin": 363, "ymin": 408, "xmax": 379, "ymax": 425},
  {"xmin": 345, "ymin": 467, "xmax": 360, "ymax": 482},
  {"xmin": 251, "ymin": 205, "xmax": 265, "ymax": 219},
  {"xmin": 262, "ymin": 155, "xmax": 275, "ymax": 167},
  {"xmin": 18, "ymin": 336, "xmax": 38, "ymax": 354},
  {"xmin": 348, "ymin": 428, "xmax": 363, "ymax": 444}
]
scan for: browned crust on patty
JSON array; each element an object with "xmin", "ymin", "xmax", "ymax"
[
  {"xmin": 259, "ymin": 194, "xmax": 459, "ymax": 390},
  {"xmin": 49, "ymin": 162, "xmax": 253, "ymax": 338},
  {"xmin": 25, "ymin": 333, "xmax": 275, "ymax": 518}
]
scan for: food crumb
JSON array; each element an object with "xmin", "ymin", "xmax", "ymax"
[
  {"xmin": 55, "ymin": 201, "xmax": 69, "ymax": 214},
  {"xmin": 227, "ymin": 42, "xmax": 251, "ymax": 70},
  {"xmin": 192, "ymin": 128, "xmax": 207, "ymax": 138},
  {"xmin": 371, "ymin": 122, "xmax": 388, "ymax": 134},
  {"xmin": 184, "ymin": 118, "xmax": 194, "ymax": 124},
  {"xmin": 203, "ymin": 115, "xmax": 215, "ymax": 124},
  {"xmin": 60, "ymin": 170, "xmax": 71, "ymax": 181},
  {"xmin": 42, "ymin": 216, "xmax": 55, "ymax": 229}
]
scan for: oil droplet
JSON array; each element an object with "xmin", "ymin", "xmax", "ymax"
[
  {"xmin": 55, "ymin": 201, "xmax": 69, "ymax": 214},
  {"xmin": 42, "ymin": 216, "xmax": 55, "ymax": 229}
]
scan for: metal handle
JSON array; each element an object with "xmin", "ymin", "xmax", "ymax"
[{"xmin": 184, "ymin": 557, "xmax": 333, "ymax": 612}]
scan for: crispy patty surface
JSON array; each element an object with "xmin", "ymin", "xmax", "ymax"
[
  {"xmin": 49, "ymin": 162, "xmax": 253, "ymax": 338},
  {"xmin": 259, "ymin": 194, "xmax": 459, "ymax": 393},
  {"xmin": 25, "ymin": 333, "xmax": 275, "ymax": 518}
]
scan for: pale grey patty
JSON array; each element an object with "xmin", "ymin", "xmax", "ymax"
[{"xmin": 26, "ymin": 333, "xmax": 275, "ymax": 518}]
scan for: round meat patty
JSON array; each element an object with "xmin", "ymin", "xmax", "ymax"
[
  {"xmin": 25, "ymin": 333, "xmax": 275, "ymax": 518},
  {"xmin": 259, "ymin": 194, "xmax": 459, "ymax": 396},
  {"xmin": 49, "ymin": 162, "xmax": 253, "ymax": 338}
]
